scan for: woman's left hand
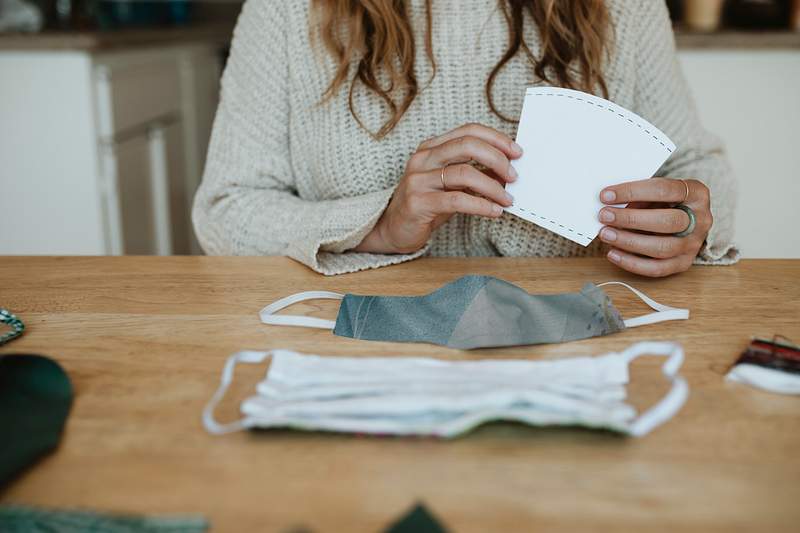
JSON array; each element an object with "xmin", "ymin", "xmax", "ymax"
[{"xmin": 598, "ymin": 177, "xmax": 712, "ymax": 277}]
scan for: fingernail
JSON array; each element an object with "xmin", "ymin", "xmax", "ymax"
[
  {"xmin": 508, "ymin": 165, "xmax": 518, "ymax": 181},
  {"xmin": 504, "ymin": 191, "xmax": 514, "ymax": 204},
  {"xmin": 608, "ymin": 250, "xmax": 621, "ymax": 263},
  {"xmin": 599, "ymin": 209, "xmax": 614, "ymax": 223},
  {"xmin": 492, "ymin": 204, "xmax": 503, "ymax": 215},
  {"xmin": 512, "ymin": 142, "xmax": 523, "ymax": 155},
  {"xmin": 600, "ymin": 227, "xmax": 617, "ymax": 242},
  {"xmin": 601, "ymin": 190, "xmax": 616, "ymax": 203}
]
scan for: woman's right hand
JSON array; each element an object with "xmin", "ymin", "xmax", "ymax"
[{"xmin": 354, "ymin": 123, "xmax": 523, "ymax": 254}]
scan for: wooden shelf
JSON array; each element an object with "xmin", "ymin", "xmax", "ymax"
[
  {"xmin": 674, "ymin": 28, "xmax": 800, "ymax": 49},
  {"xmin": 1, "ymin": 24, "xmax": 797, "ymax": 52},
  {"xmin": 0, "ymin": 23, "xmax": 233, "ymax": 52}
]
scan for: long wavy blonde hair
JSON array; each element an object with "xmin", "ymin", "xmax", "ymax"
[{"xmin": 312, "ymin": 0, "xmax": 611, "ymax": 138}]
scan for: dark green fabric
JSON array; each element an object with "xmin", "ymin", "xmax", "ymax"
[
  {"xmin": 0, "ymin": 505, "xmax": 208, "ymax": 533},
  {"xmin": 384, "ymin": 503, "xmax": 448, "ymax": 533},
  {"xmin": 0, "ymin": 354, "xmax": 73, "ymax": 488}
]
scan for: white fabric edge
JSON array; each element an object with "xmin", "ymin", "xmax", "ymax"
[{"xmin": 726, "ymin": 364, "xmax": 800, "ymax": 395}]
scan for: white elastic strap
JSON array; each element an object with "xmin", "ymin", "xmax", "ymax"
[
  {"xmin": 259, "ymin": 291, "xmax": 344, "ymax": 330},
  {"xmin": 598, "ymin": 281, "xmax": 689, "ymax": 328},
  {"xmin": 619, "ymin": 341, "xmax": 689, "ymax": 437},
  {"xmin": 202, "ymin": 350, "xmax": 272, "ymax": 435}
]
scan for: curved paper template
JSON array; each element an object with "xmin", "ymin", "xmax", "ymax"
[{"xmin": 505, "ymin": 87, "xmax": 677, "ymax": 246}]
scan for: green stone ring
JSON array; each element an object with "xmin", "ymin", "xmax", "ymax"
[{"xmin": 673, "ymin": 204, "xmax": 697, "ymax": 238}]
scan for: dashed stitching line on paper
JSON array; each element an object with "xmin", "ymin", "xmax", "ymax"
[
  {"xmin": 508, "ymin": 205, "xmax": 591, "ymax": 244},
  {"xmin": 536, "ymin": 92, "xmax": 674, "ymax": 154}
]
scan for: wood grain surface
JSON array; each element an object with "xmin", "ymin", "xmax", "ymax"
[{"xmin": 0, "ymin": 257, "xmax": 798, "ymax": 532}]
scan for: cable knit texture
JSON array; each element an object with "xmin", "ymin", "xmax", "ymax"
[{"xmin": 193, "ymin": 0, "xmax": 739, "ymax": 275}]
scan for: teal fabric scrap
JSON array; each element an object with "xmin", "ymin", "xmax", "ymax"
[{"xmin": 0, "ymin": 506, "xmax": 208, "ymax": 533}]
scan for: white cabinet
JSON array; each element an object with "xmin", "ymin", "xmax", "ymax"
[
  {"xmin": 0, "ymin": 43, "xmax": 221, "ymax": 255},
  {"xmin": 101, "ymin": 122, "xmax": 185, "ymax": 255},
  {"xmin": 107, "ymin": 132, "xmax": 158, "ymax": 255}
]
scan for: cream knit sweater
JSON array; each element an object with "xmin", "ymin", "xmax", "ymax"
[{"xmin": 193, "ymin": 0, "xmax": 738, "ymax": 275}]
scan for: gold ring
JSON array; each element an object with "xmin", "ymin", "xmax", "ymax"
[
  {"xmin": 441, "ymin": 164, "xmax": 450, "ymax": 191},
  {"xmin": 679, "ymin": 179, "xmax": 690, "ymax": 204}
]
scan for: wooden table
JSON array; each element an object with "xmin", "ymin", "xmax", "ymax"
[{"xmin": 1, "ymin": 257, "xmax": 798, "ymax": 532}]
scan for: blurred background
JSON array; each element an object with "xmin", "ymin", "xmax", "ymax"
[{"xmin": 0, "ymin": 0, "xmax": 798, "ymax": 257}]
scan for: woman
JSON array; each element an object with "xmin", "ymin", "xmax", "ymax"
[{"xmin": 193, "ymin": 0, "xmax": 737, "ymax": 276}]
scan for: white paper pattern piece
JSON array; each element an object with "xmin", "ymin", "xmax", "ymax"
[{"xmin": 505, "ymin": 87, "xmax": 677, "ymax": 247}]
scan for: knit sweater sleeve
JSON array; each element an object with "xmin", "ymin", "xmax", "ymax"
[
  {"xmin": 628, "ymin": 1, "xmax": 739, "ymax": 265},
  {"xmin": 191, "ymin": 0, "xmax": 425, "ymax": 275}
]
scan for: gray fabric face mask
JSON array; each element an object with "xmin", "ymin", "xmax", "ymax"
[{"xmin": 259, "ymin": 276, "xmax": 689, "ymax": 350}]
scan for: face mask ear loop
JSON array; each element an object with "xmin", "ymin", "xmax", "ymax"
[
  {"xmin": 203, "ymin": 350, "xmax": 272, "ymax": 435},
  {"xmin": 598, "ymin": 281, "xmax": 689, "ymax": 328},
  {"xmin": 259, "ymin": 291, "xmax": 344, "ymax": 330},
  {"xmin": 619, "ymin": 342, "xmax": 689, "ymax": 437}
]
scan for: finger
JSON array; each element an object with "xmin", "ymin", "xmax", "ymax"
[
  {"xmin": 422, "ymin": 191, "xmax": 504, "ymax": 218},
  {"xmin": 600, "ymin": 178, "xmax": 688, "ymax": 205},
  {"xmin": 424, "ymin": 136, "xmax": 516, "ymax": 182},
  {"xmin": 599, "ymin": 227, "xmax": 695, "ymax": 259},
  {"xmin": 418, "ymin": 123, "xmax": 523, "ymax": 159},
  {"xmin": 684, "ymin": 179, "xmax": 712, "ymax": 210},
  {"xmin": 432, "ymin": 164, "xmax": 513, "ymax": 206},
  {"xmin": 598, "ymin": 207, "xmax": 691, "ymax": 234},
  {"xmin": 606, "ymin": 248, "xmax": 693, "ymax": 278}
]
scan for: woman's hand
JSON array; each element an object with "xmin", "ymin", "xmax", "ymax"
[
  {"xmin": 355, "ymin": 123, "xmax": 522, "ymax": 254},
  {"xmin": 598, "ymin": 177, "xmax": 713, "ymax": 277}
]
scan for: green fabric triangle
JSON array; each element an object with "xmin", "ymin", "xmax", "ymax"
[{"xmin": 384, "ymin": 503, "xmax": 449, "ymax": 533}]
